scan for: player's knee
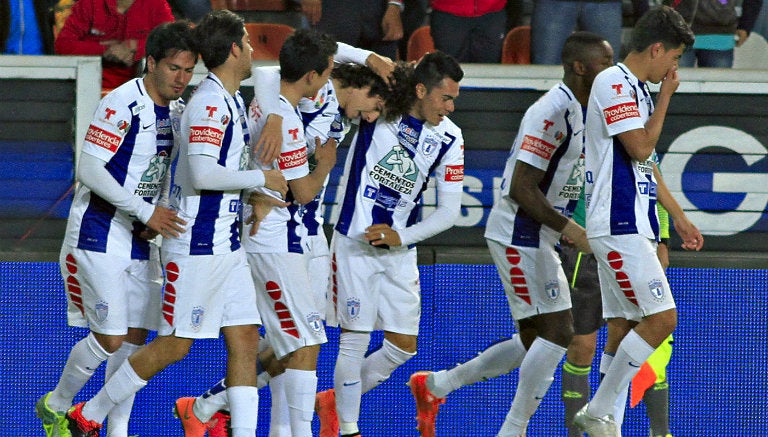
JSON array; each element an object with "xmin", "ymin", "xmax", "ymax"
[{"xmin": 92, "ymin": 332, "xmax": 124, "ymax": 354}]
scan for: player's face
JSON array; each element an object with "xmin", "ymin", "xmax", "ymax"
[
  {"xmin": 343, "ymin": 86, "xmax": 384, "ymax": 121},
  {"xmin": 583, "ymin": 41, "xmax": 614, "ymax": 86},
  {"xmin": 239, "ymin": 29, "xmax": 254, "ymax": 80},
  {"xmin": 413, "ymin": 78, "xmax": 459, "ymax": 126},
  {"xmin": 309, "ymin": 57, "xmax": 334, "ymax": 96},
  {"xmin": 648, "ymin": 42, "xmax": 684, "ymax": 84},
  {"xmin": 146, "ymin": 50, "xmax": 197, "ymax": 105}
]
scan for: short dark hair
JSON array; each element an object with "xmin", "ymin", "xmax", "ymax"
[
  {"xmin": 629, "ymin": 5, "xmax": 695, "ymax": 53},
  {"xmin": 144, "ymin": 21, "xmax": 198, "ymax": 74},
  {"xmin": 413, "ymin": 51, "xmax": 463, "ymax": 93},
  {"xmin": 331, "ymin": 63, "xmax": 390, "ymax": 101},
  {"xmin": 193, "ymin": 10, "xmax": 245, "ymax": 70},
  {"xmin": 279, "ymin": 29, "xmax": 337, "ymax": 82},
  {"xmin": 561, "ymin": 31, "xmax": 608, "ymax": 67}
]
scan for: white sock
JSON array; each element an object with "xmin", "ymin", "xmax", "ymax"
[
  {"xmin": 228, "ymin": 385, "xmax": 259, "ymax": 437},
  {"xmin": 49, "ymin": 333, "xmax": 111, "ymax": 411},
  {"xmin": 361, "ymin": 339, "xmax": 415, "ymax": 393},
  {"xmin": 105, "ymin": 342, "xmax": 140, "ymax": 437},
  {"xmin": 614, "ymin": 383, "xmax": 628, "ymax": 431},
  {"xmin": 334, "ymin": 332, "xmax": 370, "ymax": 429},
  {"xmin": 429, "ymin": 334, "xmax": 527, "ymax": 399},
  {"xmin": 599, "ymin": 352, "xmax": 614, "ymax": 378},
  {"xmin": 82, "ymin": 360, "xmax": 146, "ymax": 423},
  {"xmin": 284, "ymin": 369, "xmax": 318, "ymax": 437},
  {"xmin": 588, "ymin": 330, "xmax": 655, "ymax": 418},
  {"xmin": 268, "ymin": 373, "xmax": 291, "ymax": 437},
  {"xmin": 194, "ymin": 378, "xmax": 228, "ymax": 423},
  {"xmin": 498, "ymin": 337, "xmax": 566, "ymax": 436}
]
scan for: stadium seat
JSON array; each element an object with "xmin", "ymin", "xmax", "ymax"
[
  {"xmin": 210, "ymin": 0, "xmax": 288, "ymax": 11},
  {"xmin": 501, "ymin": 25, "xmax": 531, "ymax": 64},
  {"xmin": 406, "ymin": 26, "xmax": 435, "ymax": 62},
  {"xmin": 245, "ymin": 22, "xmax": 294, "ymax": 60}
]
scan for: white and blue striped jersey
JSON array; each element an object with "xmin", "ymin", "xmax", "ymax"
[
  {"xmin": 244, "ymin": 95, "xmax": 310, "ymax": 254},
  {"xmin": 584, "ymin": 63, "xmax": 659, "ymax": 240},
  {"xmin": 163, "ymin": 73, "xmax": 253, "ymax": 255},
  {"xmin": 485, "ymin": 82, "xmax": 585, "ymax": 249},
  {"xmin": 334, "ymin": 114, "xmax": 464, "ymax": 247},
  {"xmin": 64, "ymin": 78, "xmax": 179, "ymax": 260}
]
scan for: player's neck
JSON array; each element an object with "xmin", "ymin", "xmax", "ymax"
[
  {"xmin": 210, "ymin": 67, "xmax": 241, "ymax": 96},
  {"xmin": 621, "ymin": 52, "xmax": 651, "ymax": 83},
  {"xmin": 279, "ymin": 81, "xmax": 303, "ymax": 107}
]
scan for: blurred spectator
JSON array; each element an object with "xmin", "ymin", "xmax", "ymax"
[
  {"xmin": 754, "ymin": 0, "xmax": 768, "ymax": 39},
  {"xmin": 1, "ymin": 0, "xmax": 55, "ymax": 54},
  {"xmin": 54, "ymin": 0, "xmax": 174, "ymax": 90},
  {"xmin": 530, "ymin": 0, "xmax": 623, "ymax": 64},
  {"xmin": 315, "ymin": 0, "xmax": 403, "ymax": 59},
  {"xmin": 429, "ymin": 0, "xmax": 507, "ymax": 63},
  {"xmin": 398, "ymin": 0, "xmax": 428, "ymax": 57},
  {"xmin": 167, "ymin": 0, "xmax": 210, "ymax": 22},
  {"xmin": 678, "ymin": 0, "xmax": 762, "ymax": 67}
]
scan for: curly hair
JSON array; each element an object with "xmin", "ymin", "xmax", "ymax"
[
  {"xmin": 331, "ymin": 63, "xmax": 390, "ymax": 101},
  {"xmin": 381, "ymin": 61, "xmax": 417, "ymax": 121}
]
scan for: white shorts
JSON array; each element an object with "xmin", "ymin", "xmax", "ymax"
[
  {"xmin": 248, "ymin": 252, "xmax": 327, "ymax": 360},
  {"xmin": 159, "ymin": 248, "xmax": 261, "ymax": 338},
  {"xmin": 590, "ymin": 234, "xmax": 675, "ymax": 321},
  {"xmin": 60, "ymin": 244, "xmax": 162, "ymax": 335},
  {"xmin": 304, "ymin": 234, "xmax": 331, "ymax": 320},
  {"xmin": 329, "ymin": 231, "xmax": 420, "ymax": 335},
  {"xmin": 486, "ymin": 239, "xmax": 572, "ymax": 321}
]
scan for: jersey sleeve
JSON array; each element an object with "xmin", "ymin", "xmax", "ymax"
[
  {"xmin": 250, "ymin": 66, "xmax": 281, "ymax": 120},
  {"xmin": 514, "ymin": 98, "xmax": 569, "ymax": 172},
  {"xmin": 81, "ymin": 93, "xmax": 134, "ymax": 162},
  {"xmin": 432, "ymin": 127, "xmax": 465, "ymax": 194},
  {"xmin": 593, "ymin": 71, "xmax": 646, "ymax": 137},
  {"xmin": 277, "ymin": 107, "xmax": 311, "ymax": 181},
  {"xmin": 185, "ymin": 93, "xmax": 229, "ymax": 159}
]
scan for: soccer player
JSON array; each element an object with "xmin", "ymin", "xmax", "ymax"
[
  {"xmin": 573, "ymin": 6, "xmax": 701, "ymax": 437},
  {"xmin": 330, "ymin": 51, "xmax": 465, "ymax": 437},
  {"xmin": 61, "ymin": 10, "xmax": 288, "ymax": 437},
  {"xmin": 35, "ymin": 20, "xmax": 196, "ymax": 437},
  {"xmin": 408, "ymin": 32, "xmax": 613, "ymax": 437}
]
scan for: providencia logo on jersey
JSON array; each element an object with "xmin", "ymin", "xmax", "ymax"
[{"xmin": 370, "ymin": 145, "xmax": 418, "ymax": 194}]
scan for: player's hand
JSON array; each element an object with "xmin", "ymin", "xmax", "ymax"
[
  {"xmin": 674, "ymin": 216, "xmax": 703, "ymax": 251},
  {"xmin": 381, "ymin": 5, "xmax": 404, "ymax": 41},
  {"xmin": 313, "ymin": 136, "xmax": 337, "ymax": 169},
  {"xmin": 301, "ymin": 0, "xmax": 322, "ymax": 25},
  {"xmin": 146, "ymin": 206, "xmax": 186, "ymax": 239},
  {"xmin": 245, "ymin": 191, "xmax": 290, "ymax": 236},
  {"xmin": 366, "ymin": 52, "xmax": 395, "ymax": 83},
  {"xmin": 659, "ymin": 67, "xmax": 680, "ymax": 98},
  {"xmin": 254, "ymin": 114, "xmax": 283, "ymax": 165},
  {"xmin": 561, "ymin": 219, "xmax": 592, "ymax": 254},
  {"xmin": 365, "ymin": 223, "xmax": 401, "ymax": 247},
  {"xmin": 263, "ymin": 169, "xmax": 288, "ymax": 199}
]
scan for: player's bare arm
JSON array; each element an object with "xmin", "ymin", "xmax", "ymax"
[
  {"xmin": 287, "ymin": 137, "xmax": 337, "ymax": 204},
  {"xmin": 510, "ymin": 161, "xmax": 591, "ymax": 253}
]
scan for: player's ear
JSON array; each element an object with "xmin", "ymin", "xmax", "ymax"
[
  {"xmin": 415, "ymin": 83, "xmax": 427, "ymax": 99},
  {"xmin": 572, "ymin": 60, "xmax": 586, "ymax": 75}
]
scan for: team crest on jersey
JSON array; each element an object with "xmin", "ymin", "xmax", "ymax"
[
  {"xmin": 648, "ymin": 279, "xmax": 664, "ymax": 302},
  {"xmin": 421, "ymin": 136, "xmax": 439, "ymax": 156},
  {"xmin": 346, "ymin": 298, "xmax": 361, "ymax": 320},
  {"xmin": 545, "ymin": 281, "xmax": 560, "ymax": 300},
  {"xmin": 306, "ymin": 312, "xmax": 323, "ymax": 333},
  {"xmin": 191, "ymin": 306, "xmax": 205, "ymax": 331},
  {"xmin": 370, "ymin": 145, "xmax": 418, "ymax": 195},
  {"xmin": 221, "ymin": 114, "xmax": 230, "ymax": 125},
  {"xmin": 95, "ymin": 300, "xmax": 109, "ymax": 323}
]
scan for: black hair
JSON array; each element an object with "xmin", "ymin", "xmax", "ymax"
[
  {"xmin": 144, "ymin": 21, "xmax": 198, "ymax": 74},
  {"xmin": 279, "ymin": 29, "xmax": 337, "ymax": 82},
  {"xmin": 382, "ymin": 61, "xmax": 417, "ymax": 121},
  {"xmin": 413, "ymin": 51, "xmax": 463, "ymax": 93},
  {"xmin": 193, "ymin": 10, "xmax": 245, "ymax": 70},
  {"xmin": 629, "ymin": 5, "xmax": 695, "ymax": 53},
  {"xmin": 561, "ymin": 31, "xmax": 609, "ymax": 67},
  {"xmin": 331, "ymin": 63, "xmax": 390, "ymax": 101}
]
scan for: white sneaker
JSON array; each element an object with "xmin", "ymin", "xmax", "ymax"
[{"xmin": 573, "ymin": 404, "xmax": 618, "ymax": 437}]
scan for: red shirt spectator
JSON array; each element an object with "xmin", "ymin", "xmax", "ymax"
[
  {"xmin": 430, "ymin": 0, "xmax": 507, "ymax": 17},
  {"xmin": 55, "ymin": 0, "xmax": 174, "ymax": 89}
]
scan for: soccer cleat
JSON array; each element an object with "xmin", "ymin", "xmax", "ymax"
[
  {"xmin": 408, "ymin": 371, "xmax": 445, "ymax": 437},
  {"xmin": 174, "ymin": 397, "xmax": 207, "ymax": 437},
  {"xmin": 36, "ymin": 392, "xmax": 71, "ymax": 437},
  {"xmin": 65, "ymin": 402, "xmax": 102, "ymax": 437},
  {"xmin": 573, "ymin": 404, "xmax": 618, "ymax": 437},
  {"xmin": 207, "ymin": 410, "xmax": 232, "ymax": 437},
  {"xmin": 315, "ymin": 389, "xmax": 339, "ymax": 437}
]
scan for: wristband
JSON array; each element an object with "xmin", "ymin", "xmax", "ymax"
[{"xmin": 388, "ymin": 0, "xmax": 404, "ymax": 11}]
